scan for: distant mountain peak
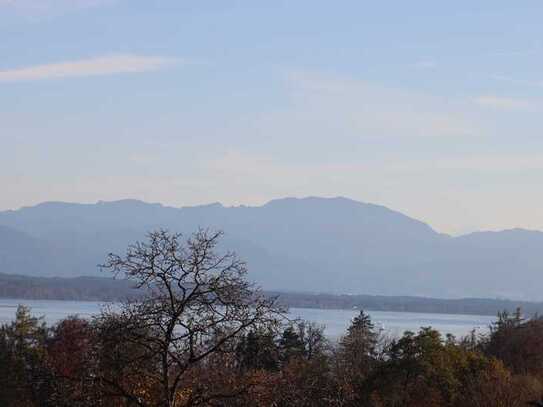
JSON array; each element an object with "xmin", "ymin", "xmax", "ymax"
[
  {"xmin": 182, "ymin": 202, "xmax": 224, "ymax": 210},
  {"xmin": 265, "ymin": 196, "xmax": 358, "ymax": 204},
  {"xmin": 96, "ymin": 199, "xmax": 164, "ymax": 208}
]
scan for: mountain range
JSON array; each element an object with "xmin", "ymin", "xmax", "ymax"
[{"xmin": 0, "ymin": 197, "xmax": 541, "ymax": 300}]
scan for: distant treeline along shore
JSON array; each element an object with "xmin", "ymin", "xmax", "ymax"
[{"xmin": 1, "ymin": 272, "xmax": 542, "ymax": 317}]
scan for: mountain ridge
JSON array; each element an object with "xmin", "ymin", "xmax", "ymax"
[
  {"xmin": 8, "ymin": 197, "xmax": 540, "ymax": 235},
  {"xmin": 0, "ymin": 197, "xmax": 541, "ymax": 300}
]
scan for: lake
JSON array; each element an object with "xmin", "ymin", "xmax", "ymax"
[{"xmin": 0, "ymin": 298, "xmax": 496, "ymax": 339}]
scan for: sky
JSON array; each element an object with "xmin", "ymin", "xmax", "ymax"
[{"xmin": 2, "ymin": 0, "xmax": 543, "ymax": 234}]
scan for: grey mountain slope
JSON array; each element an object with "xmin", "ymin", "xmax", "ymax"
[
  {"xmin": 0, "ymin": 225, "xmax": 61, "ymax": 276},
  {"xmin": 0, "ymin": 197, "xmax": 541, "ymax": 299}
]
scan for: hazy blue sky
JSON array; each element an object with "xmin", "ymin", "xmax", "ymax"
[{"xmin": 2, "ymin": 1, "xmax": 543, "ymax": 234}]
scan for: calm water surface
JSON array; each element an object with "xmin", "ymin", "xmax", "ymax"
[{"xmin": 0, "ymin": 299, "xmax": 495, "ymax": 339}]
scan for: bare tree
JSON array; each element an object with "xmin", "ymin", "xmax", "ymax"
[{"xmin": 97, "ymin": 229, "xmax": 284, "ymax": 407}]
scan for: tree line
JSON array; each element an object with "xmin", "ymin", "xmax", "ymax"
[
  {"xmin": 3, "ymin": 274, "xmax": 543, "ymax": 317},
  {"xmin": 1, "ymin": 230, "xmax": 543, "ymax": 406}
]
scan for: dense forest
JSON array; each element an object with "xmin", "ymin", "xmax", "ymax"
[
  {"xmin": 2, "ymin": 272, "xmax": 543, "ymax": 317},
  {"xmin": 3, "ymin": 299, "xmax": 543, "ymax": 405},
  {"xmin": 2, "ymin": 230, "xmax": 543, "ymax": 406},
  {"xmin": 0, "ymin": 274, "xmax": 140, "ymax": 301}
]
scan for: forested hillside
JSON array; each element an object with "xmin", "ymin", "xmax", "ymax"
[{"xmin": 2, "ymin": 273, "xmax": 543, "ymax": 316}]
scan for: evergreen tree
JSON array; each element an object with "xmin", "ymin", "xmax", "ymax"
[
  {"xmin": 0, "ymin": 305, "xmax": 52, "ymax": 407},
  {"xmin": 237, "ymin": 329, "xmax": 279, "ymax": 371},
  {"xmin": 279, "ymin": 326, "xmax": 305, "ymax": 363},
  {"xmin": 341, "ymin": 310, "xmax": 378, "ymax": 360}
]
